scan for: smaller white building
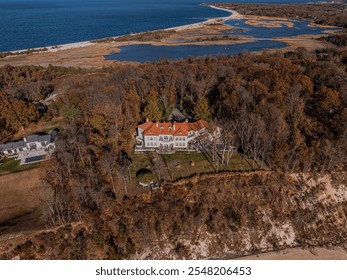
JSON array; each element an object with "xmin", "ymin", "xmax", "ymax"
[{"xmin": 0, "ymin": 130, "xmax": 57, "ymax": 156}]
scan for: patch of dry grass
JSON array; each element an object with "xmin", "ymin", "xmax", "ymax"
[{"xmin": 0, "ymin": 169, "xmax": 52, "ymax": 234}]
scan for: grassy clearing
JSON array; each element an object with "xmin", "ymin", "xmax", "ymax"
[
  {"xmin": 129, "ymin": 150, "xmax": 259, "ymax": 184},
  {"xmin": 130, "ymin": 152, "xmax": 151, "ymax": 176},
  {"xmin": 0, "ymin": 158, "xmax": 41, "ymax": 174},
  {"xmin": 12, "ymin": 117, "xmax": 63, "ymax": 141},
  {"xmin": 161, "ymin": 152, "xmax": 214, "ymax": 180}
]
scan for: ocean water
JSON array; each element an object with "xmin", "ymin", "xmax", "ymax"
[{"xmin": 0, "ymin": 0, "xmax": 315, "ymax": 52}]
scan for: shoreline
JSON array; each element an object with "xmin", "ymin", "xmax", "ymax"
[
  {"xmin": 0, "ymin": 4, "xmax": 342, "ymax": 68},
  {"xmin": 2, "ymin": 5, "xmax": 240, "ymax": 57}
]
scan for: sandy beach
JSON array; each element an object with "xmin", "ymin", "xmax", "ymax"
[
  {"xmin": 0, "ymin": 5, "xmax": 251, "ymax": 68},
  {"xmin": 5, "ymin": 5, "xmax": 240, "ymax": 56},
  {"xmin": 235, "ymin": 247, "xmax": 347, "ymax": 260}
]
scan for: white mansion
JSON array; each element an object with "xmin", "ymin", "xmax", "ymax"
[{"xmin": 135, "ymin": 119, "xmax": 209, "ymax": 153}]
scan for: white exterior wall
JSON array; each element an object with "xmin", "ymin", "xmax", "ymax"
[
  {"xmin": 137, "ymin": 128, "xmax": 208, "ymax": 149},
  {"xmin": 26, "ymin": 142, "xmax": 42, "ymax": 149},
  {"xmin": 173, "ymin": 136, "xmax": 188, "ymax": 147},
  {"xmin": 139, "ymin": 133, "xmax": 191, "ymax": 148},
  {"xmin": 145, "ymin": 136, "xmax": 159, "ymax": 147},
  {"xmin": 14, "ymin": 147, "xmax": 28, "ymax": 153}
]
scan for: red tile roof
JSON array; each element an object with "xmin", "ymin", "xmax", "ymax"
[{"xmin": 137, "ymin": 120, "xmax": 208, "ymax": 137}]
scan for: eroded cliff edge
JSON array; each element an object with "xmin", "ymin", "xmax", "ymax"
[{"xmin": 0, "ymin": 171, "xmax": 346, "ymax": 259}]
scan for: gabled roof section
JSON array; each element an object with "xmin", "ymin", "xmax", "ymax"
[
  {"xmin": 13, "ymin": 141, "xmax": 25, "ymax": 149},
  {"xmin": 137, "ymin": 119, "xmax": 208, "ymax": 137},
  {"xmin": 189, "ymin": 119, "xmax": 208, "ymax": 132},
  {"xmin": 137, "ymin": 121, "xmax": 154, "ymax": 131},
  {"xmin": 0, "ymin": 142, "xmax": 14, "ymax": 150},
  {"xmin": 38, "ymin": 135, "xmax": 52, "ymax": 143},
  {"xmin": 26, "ymin": 135, "xmax": 39, "ymax": 143},
  {"xmin": 173, "ymin": 124, "xmax": 189, "ymax": 136}
]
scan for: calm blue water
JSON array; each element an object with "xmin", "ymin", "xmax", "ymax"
[
  {"xmin": 225, "ymin": 18, "xmax": 339, "ymax": 38},
  {"xmin": 0, "ymin": 0, "xmax": 315, "ymax": 52},
  {"xmin": 105, "ymin": 41, "xmax": 288, "ymax": 63}
]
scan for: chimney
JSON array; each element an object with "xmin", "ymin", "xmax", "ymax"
[
  {"xmin": 185, "ymin": 118, "xmax": 189, "ymax": 123},
  {"xmin": 156, "ymin": 122, "xmax": 159, "ymax": 127},
  {"xmin": 146, "ymin": 118, "xmax": 149, "ymax": 122},
  {"xmin": 173, "ymin": 123, "xmax": 176, "ymax": 130}
]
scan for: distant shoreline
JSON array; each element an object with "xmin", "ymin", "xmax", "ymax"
[
  {"xmin": 1, "ymin": 5, "xmax": 239, "ymax": 57},
  {"xmin": 0, "ymin": 3, "xmax": 341, "ymax": 68}
]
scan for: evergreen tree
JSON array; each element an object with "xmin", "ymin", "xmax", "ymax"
[
  {"xmin": 194, "ymin": 97, "xmax": 211, "ymax": 120},
  {"xmin": 142, "ymin": 97, "xmax": 162, "ymax": 121}
]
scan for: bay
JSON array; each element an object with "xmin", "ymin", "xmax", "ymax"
[
  {"xmin": 0, "ymin": 0, "xmax": 314, "ymax": 52},
  {"xmin": 105, "ymin": 41, "xmax": 288, "ymax": 63}
]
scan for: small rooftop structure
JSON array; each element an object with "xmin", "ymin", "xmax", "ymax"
[{"xmin": 167, "ymin": 107, "xmax": 187, "ymax": 122}]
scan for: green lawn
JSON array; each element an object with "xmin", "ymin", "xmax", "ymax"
[
  {"xmin": 161, "ymin": 152, "xmax": 214, "ymax": 180},
  {"xmin": 0, "ymin": 158, "xmax": 41, "ymax": 174},
  {"xmin": 219, "ymin": 153, "xmax": 255, "ymax": 171},
  {"xmin": 129, "ymin": 152, "xmax": 153, "ymax": 181},
  {"xmin": 44, "ymin": 118, "xmax": 63, "ymax": 132},
  {"xmin": 129, "ymin": 150, "xmax": 263, "ymax": 184}
]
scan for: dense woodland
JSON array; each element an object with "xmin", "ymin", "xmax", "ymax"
[
  {"xmin": 3, "ymin": 45, "xmax": 347, "ymax": 218},
  {"xmin": 213, "ymin": 3, "xmax": 347, "ymax": 28},
  {"xmin": 0, "ymin": 66, "xmax": 84, "ymax": 140},
  {"xmin": 0, "ymin": 33, "xmax": 347, "ymax": 258}
]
